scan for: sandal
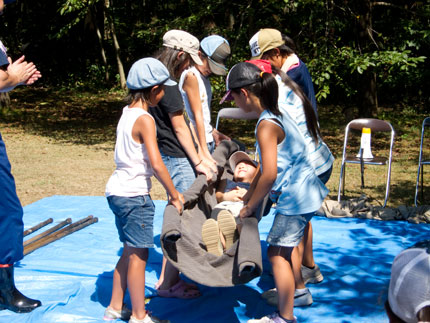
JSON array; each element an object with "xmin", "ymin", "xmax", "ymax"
[{"xmin": 156, "ymin": 280, "xmax": 201, "ymax": 299}]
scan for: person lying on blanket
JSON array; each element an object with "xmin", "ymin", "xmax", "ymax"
[{"xmin": 201, "ymin": 151, "xmax": 258, "ymax": 256}]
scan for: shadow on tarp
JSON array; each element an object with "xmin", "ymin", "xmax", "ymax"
[{"xmin": 0, "ymin": 195, "xmax": 428, "ymax": 322}]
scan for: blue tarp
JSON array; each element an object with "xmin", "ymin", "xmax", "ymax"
[{"xmin": 1, "ymin": 195, "xmax": 429, "ymax": 323}]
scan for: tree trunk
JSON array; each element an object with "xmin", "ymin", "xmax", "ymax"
[
  {"xmin": 105, "ymin": 0, "xmax": 126, "ymax": 89},
  {"xmin": 93, "ymin": 8, "xmax": 109, "ymax": 82},
  {"xmin": 356, "ymin": 0, "xmax": 378, "ymax": 117}
]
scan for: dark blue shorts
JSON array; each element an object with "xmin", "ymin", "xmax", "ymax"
[{"xmin": 107, "ymin": 195, "xmax": 155, "ymax": 248}]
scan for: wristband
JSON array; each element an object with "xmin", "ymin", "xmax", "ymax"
[{"xmin": 195, "ymin": 160, "xmax": 203, "ymax": 167}]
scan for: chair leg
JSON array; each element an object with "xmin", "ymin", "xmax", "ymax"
[
  {"xmin": 415, "ymin": 164, "xmax": 421, "ymax": 207},
  {"xmin": 421, "ymin": 164, "xmax": 424, "ymax": 203}
]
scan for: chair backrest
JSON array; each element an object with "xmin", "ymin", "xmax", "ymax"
[
  {"xmin": 215, "ymin": 107, "xmax": 259, "ymax": 129},
  {"xmin": 347, "ymin": 118, "xmax": 393, "ymax": 133}
]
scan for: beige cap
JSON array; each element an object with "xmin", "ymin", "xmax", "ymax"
[
  {"xmin": 249, "ymin": 28, "xmax": 285, "ymax": 59},
  {"xmin": 163, "ymin": 30, "xmax": 203, "ymax": 65}
]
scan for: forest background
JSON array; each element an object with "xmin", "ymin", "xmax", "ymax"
[{"xmin": 0, "ymin": 0, "xmax": 429, "ymax": 208}]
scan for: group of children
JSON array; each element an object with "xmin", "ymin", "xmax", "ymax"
[{"xmin": 104, "ymin": 28, "xmax": 335, "ymax": 323}]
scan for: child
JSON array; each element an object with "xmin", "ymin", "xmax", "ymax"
[
  {"xmin": 202, "ymin": 151, "xmax": 258, "ymax": 256},
  {"xmin": 222, "ymin": 62, "xmax": 328, "ymax": 323},
  {"xmin": 179, "ymin": 35, "xmax": 231, "ymax": 164},
  {"xmin": 249, "ymin": 28, "xmax": 318, "ymax": 117},
  {"xmin": 104, "ymin": 57, "xmax": 184, "ymax": 323},
  {"xmin": 247, "ymin": 59, "xmax": 332, "ymax": 306}
]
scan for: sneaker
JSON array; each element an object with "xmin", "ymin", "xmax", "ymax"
[
  {"xmin": 265, "ymin": 288, "xmax": 313, "ymax": 307},
  {"xmin": 103, "ymin": 304, "xmax": 132, "ymax": 321},
  {"xmin": 129, "ymin": 312, "xmax": 170, "ymax": 323},
  {"xmin": 201, "ymin": 219, "xmax": 223, "ymax": 256},
  {"xmin": 217, "ymin": 210, "xmax": 237, "ymax": 250},
  {"xmin": 301, "ymin": 264, "xmax": 324, "ymax": 284},
  {"xmin": 248, "ymin": 312, "xmax": 297, "ymax": 323}
]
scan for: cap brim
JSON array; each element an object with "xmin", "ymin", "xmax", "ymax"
[
  {"xmin": 190, "ymin": 53, "xmax": 203, "ymax": 65},
  {"xmin": 163, "ymin": 78, "xmax": 177, "ymax": 86},
  {"xmin": 229, "ymin": 151, "xmax": 256, "ymax": 170},
  {"xmin": 208, "ymin": 59, "xmax": 227, "ymax": 76},
  {"xmin": 219, "ymin": 90, "xmax": 233, "ymax": 104},
  {"xmin": 250, "ymin": 53, "xmax": 264, "ymax": 60}
]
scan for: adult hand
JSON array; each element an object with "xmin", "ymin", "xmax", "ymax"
[
  {"xmin": 169, "ymin": 192, "xmax": 185, "ymax": 213},
  {"xmin": 195, "ymin": 161, "xmax": 214, "ymax": 182},
  {"xmin": 7, "ymin": 56, "xmax": 40, "ymax": 85}
]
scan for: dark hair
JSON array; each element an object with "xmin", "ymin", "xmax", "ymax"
[
  {"xmin": 231, "ymin": 72, "xmax": 281, "ymax": 117},
  {"xmin": 272, "ymin": 65, "xmax": 321, "ymax": 144},
  {"xmin": 262, "ymin": 34, "xmax": 297, "ymax": 59},
  {"xmin": 153, "ymin": 47, "xmax": 191, "ymax": 80},
  {"xmin": 125, "ymin": 88, "xmax": 152, "ymax": 104}
]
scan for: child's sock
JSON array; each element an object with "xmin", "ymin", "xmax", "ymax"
[
  {"xmin": 278, "ymin": 312, "xmax": 296, "ymax": 323},
  {"xmin": 295, "ymin": 287, "xmax": 307, "ymax": 293}
]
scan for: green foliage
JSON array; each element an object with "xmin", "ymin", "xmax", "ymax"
[{"xmin": 0, "ymin": 0, "xmax": 428, "ymax": 112}]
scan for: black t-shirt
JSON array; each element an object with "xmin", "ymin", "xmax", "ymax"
[{"xmin": 149, "ymin": 84, "xmax": 197, "ymax": 158}]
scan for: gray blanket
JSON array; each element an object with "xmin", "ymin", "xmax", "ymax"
[{"xmin": 160, "ymin": 140, "xmax": 263, "ymax": 287}]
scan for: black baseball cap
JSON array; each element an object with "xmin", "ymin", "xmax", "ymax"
[{"xmin": 220, "ymin": 62, "xmax": 262, "ymax": 104}]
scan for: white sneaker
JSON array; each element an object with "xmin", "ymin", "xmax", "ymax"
[
  {"xmin": 103, "ymin": 305, "xmax": 131, "ymax": 321},
  {"xmin": 248, "ymin": 312, "xmax": 297, "ymax": 323},
  {"xmin": 129, "ymin": 312, "xmax": 170, "ymax": 323},
  {"xmin": 301, "ymin": 264, "xmax": 324, "ymax": 284},
  {"xmin": 265, "ymin": 288, "xmax": 313, "ymax": 307}
]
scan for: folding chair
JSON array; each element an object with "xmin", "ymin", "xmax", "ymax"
[
  {"xmin": 215, "ymin": 107, "xmax": 259, "ymax": 130},
  {"xmin": 414, "ymin": 117, "xmax": 430, "ymax": 206},
  {"xmin": 337, "ymin": 118, "xmax": 395, "ymax": 207},
  {"xmin": 215, "ymin": 107, "xmax": 259, "ymax": 158}
]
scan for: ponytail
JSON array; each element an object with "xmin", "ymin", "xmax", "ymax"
[
  {"xmin": 272, "ymin": 66, "xmax": 321, "ymax": 144},
  {"xmin": 232, "ymin": 72, "xmax": 281, "ymax": 117}
]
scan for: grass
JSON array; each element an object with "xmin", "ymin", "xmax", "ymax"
[{"xmin": 1, "ymin": 86, "xmax": 429, "ymax": 207}]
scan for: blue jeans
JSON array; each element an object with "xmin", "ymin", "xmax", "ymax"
[
  {"xmin": 107, "ymin": 195, "xmax": 155, "ymax": 248},
  {"xmin": 161, "ymin": 153, "xmax": 196, "ymax": 193}
]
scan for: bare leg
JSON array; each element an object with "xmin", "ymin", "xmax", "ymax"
[
  {"xmin": 126, "ymin": 246, "xmax": 148, "ymax": 320},
  {"xmin": 292, "ymin": 246, "xmax": 305, "ymax": 289},
  {"xmin": 268, "ymin": 246, "xmax": 295, "ymax": 320},
  {"xmin": 300, "ymin": 222, "xmax": 315, "ymax": 268},
  {"xmin": 155, "ymin": 257, "xmax": 167, "ymax": 290},
  {"xmin": 108, "ymin": 244, "xmax": 129, "ymax": 311}
]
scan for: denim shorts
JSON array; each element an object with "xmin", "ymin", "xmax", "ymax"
[
  {"xmin": 161, "ymin": 153, "xmax": 196, "ymax": 193},
  {"xmin": 107, "ymin": 195, "xmax": 155, "ymax": 248},
  {"xmin": 267, "ymin": 212, "xmax": 314, "ymax": 247}
]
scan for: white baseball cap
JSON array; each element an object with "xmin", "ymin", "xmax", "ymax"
[
  {"xmin": 163, "ymin": 30, "xmax": 203, "ymax": 65},
  {"xmin": 388, "ymin": 240, "xmax": 430, "ymax": 323}
]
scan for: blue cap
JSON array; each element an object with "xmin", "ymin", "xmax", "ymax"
[
  {"xmin": 200, "ymin": 35, "xmax": 231, "ymax": 75},
  {"xmin": 126, "ymin": 57, "xmax": 176, "ymax": 90}
]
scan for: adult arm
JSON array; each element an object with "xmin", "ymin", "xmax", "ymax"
[
  {"xmin": 182, "ymin": 71, "xmax": 215, "ymax": 163},
  {"xmin": 169, "ymin": 110, "xmax": 213, "ymax": 180}
]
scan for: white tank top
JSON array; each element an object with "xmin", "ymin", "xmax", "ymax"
[
  {"xmin": 179, "ymin": 66, "xmax": 214, "ymax": 143},
  {"xmin": 105, "ymin": 106, "xmax": 153, "ymax": 197}
]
